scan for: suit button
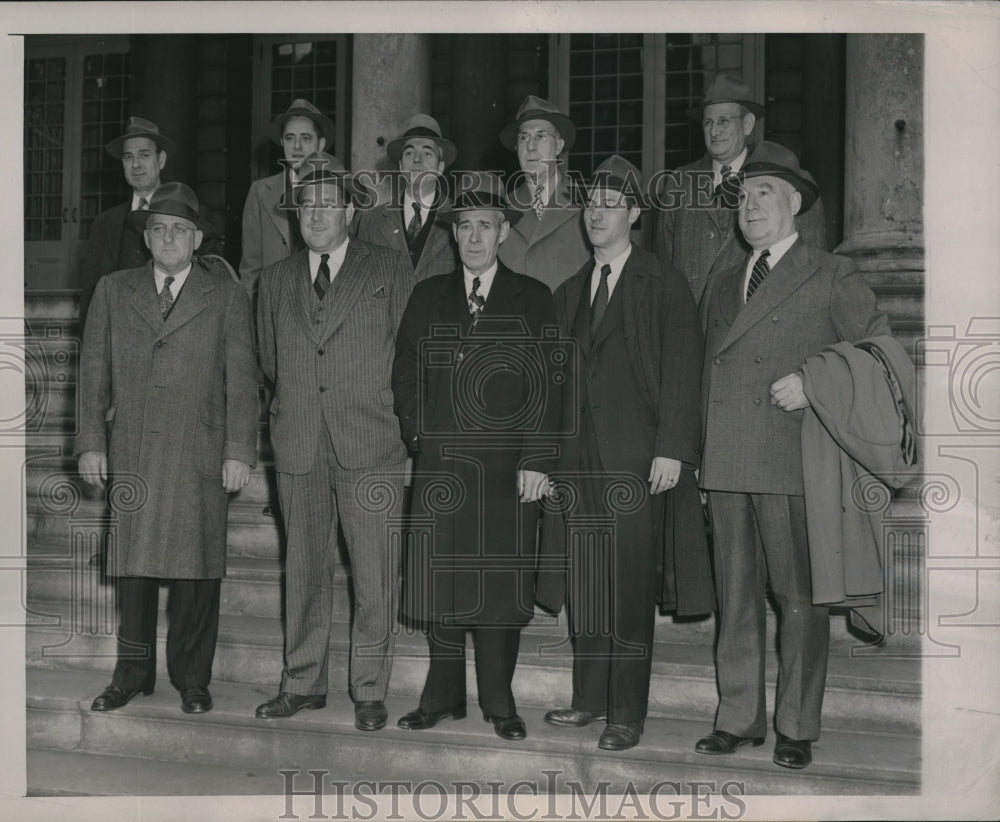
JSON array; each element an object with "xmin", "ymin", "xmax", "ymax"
[
  {"xmin": 318, "ymin": 349, "xmax": 325, "ymax": 356},
  {"xmin": 754, "ymin": 356, "xmax": 762, "ymax": 363},
  {"xmin": 772, "ymin": 315, "xmax": 779, "ymax": 322},
  {"xmin": 319, "ymin": 386, "xmax": 326, "ymax": 393},
  {"xmin": 713, "ymin": 357, "xmax": 722, "ymax": 365},
  {"xmin": 754, "ymin": 398, "xmax": 762, "ymax": 405},
  {"xmin": 580, "ymin": 405, "xmax": 587, "ymax": 414},
  {"xmin": 314, "ymin": 319, "xmax": 321, "ymax": 324}
]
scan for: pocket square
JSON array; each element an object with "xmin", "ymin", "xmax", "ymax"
[{"xmin": 372, "ymin": 285, "xmax": 387, "ymax": 298}]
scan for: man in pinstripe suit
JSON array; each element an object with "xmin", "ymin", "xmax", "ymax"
[{"xmin": 253, "ymin": 156, "xmax": 415, "ymax": 732}]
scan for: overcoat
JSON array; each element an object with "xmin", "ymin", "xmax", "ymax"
[
  {"xmin": 498, "ymin": 174, "xmax": 591, "ymax": 293},
  {"xmin": 239, "ymin": 170, "xmax": 297, "ymax": 299},
  {"xmin": 392, "ymin": 264, "xmax": 562, "ymax": 625},
  {"xmin": 699, "ymin": 239, "xmax": 890, "ymax": 496},
  {"xmin": 536, "ymin": 245, "xmax": 715, "ymax": 616},
  {"xmin": 74, "ymin": 257, "xmax": 259, "ymax": 579},
  {"xmin": 355, "ymin": 201, "xmax": 459, "ymax": 282},
  {"xmin": 655, "ymin": 153, "xmax": 827, "ymax": 305}
]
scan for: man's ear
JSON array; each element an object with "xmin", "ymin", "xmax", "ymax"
[
  {"xmin": 345, "ymin": 202, "xmax": 356, "ymax": 226},
  {"xmin": 193, "ymin": 229, "xmax": 204, "ymax": 251},
  {"xmin": 142, "ymin": 229, "xmax": 151, "ymax": 250},
  {"xmin": 742, "ymin": 112, "xmax": 756, "ymax": 138},
  {"xmin": 789, "ymin": 189, "xmax": 802, "ymax": 217},
  {"xmin": 498, "ymin": 219, "xmax": 510, "ymax": 244},
  {"xmin": 317, "ymin": 136, "xmax": 327, "ymax": 154},
  {"xmin": 157, "ymin": 151, "xmax": 167, "ymax": 171}
]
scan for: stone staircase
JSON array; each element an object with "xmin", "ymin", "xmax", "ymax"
[{"xmin": 22, "ymin": 293, "xmax": 923, "ymax": 797}]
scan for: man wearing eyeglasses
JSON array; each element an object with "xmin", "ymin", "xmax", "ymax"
[
  {"xmin": 497, "ymin": 96, "xmax": 590, "ymax": 292},
  {"xmin": 76, "ymin": 182, "xmax": 258, "ymax": 716},
  {"xmin": 655, "ymin": 75, "xmax": 826, "ymax": 305}
]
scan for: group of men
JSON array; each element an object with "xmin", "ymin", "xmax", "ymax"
[{"xmin": 75, "ymin": 73, "xmax": 899, "ymax": 770}]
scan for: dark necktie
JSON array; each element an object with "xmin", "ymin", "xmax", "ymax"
[
  {"xmin": 745, "ymin": 249, "xmax": 770, "ymax": 301},
  {"xmin": 590, "ymin": 263, "xmax": 612, "ymax": 334},
  {"xmin": 314, "ymin": 253, "xmax": 331, "ymax": 300},
  {"xmin": 158, "ymin": 275, "xmax": 175, "ymax": 318},
  {"xmin": 715, "ymin": 165, "xmax": 741, "ymax": 209},
  {"xmin": 406, "ymin": 202, "xmax": 422, "ymax": 243},
  {"xmin": 468, "ymin": 276, "xmax": 485, "ymax": 327},
  {"xmin": 138, "ymin": 197, "xmax": 148, "ymax": 211}
]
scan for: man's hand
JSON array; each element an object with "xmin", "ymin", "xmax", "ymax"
[
  {"xmin": 222, "ymin": 459, "xmax": 252, "ymax": 493},
  {"xmin": 770, "ymin": 372, "xmax": 810, "ymax": 412},
  {"xmin": 649, "ymin": 457, "xmax": 681, "ymax": 494},
  {"xmin": 78, "ymin": 451, "xmax": 108, "ymax": 489},
  {"xmin": 518, "ymin": 470, "xmax": 550, "ymax": 503}
]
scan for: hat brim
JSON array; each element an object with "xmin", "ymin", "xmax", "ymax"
[
  {"xmin": 386, "ymin": 134, "xmax": 457, "ymax": 168},
  {"xmin": 499, "ymin": 111, "xmax": 576, "ymax": 152},
  {"xmin": 128, "ymin": 207, "xmax": 216, "ymax": 238},
  {"xmin": 268, "ymin": 109, "xmax": 336, "ymax": 146},
  {"xmin": 106, "ymin": 132, "xmax": 176, "ymax": 160},
  {"xmin": 742, "ymin": 163, "xmax": 819, "ymax": 213},
  {"xmin": 688, "ymin": 98, "xmax": 766, "ymax": 120}
]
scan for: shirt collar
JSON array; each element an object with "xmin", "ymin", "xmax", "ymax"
[
  {"xmin": 308, "ymin": 238, "xmax": 350, "ymax": 281},
  {"xmin": 713, "ymin": 147, "xmax": 748, "ymax": 175},
  {"xmin": 463, "ymin": 261, "xmax": 498, "ymax": 293},
  {"xmin": 131, "ymin": 188, "xmax": 157, "ymax": 210},
  {"xmin": 153, "ymin": 262, "xmax": 192, "ymax": 291}
]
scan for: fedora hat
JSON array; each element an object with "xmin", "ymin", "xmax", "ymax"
[
  {"xmin": 293, "ymin": 152, "xmax": 354, "ymax": 198},
  {"xmin": 439, "ymin": 172, "xmax": 521, "ymax": 225},
  {"xmin": 106, "ymin": 117, "xmax": 176, "ymax": 159},
  {"xmin": 690, "ymin": 74, "xmax": 766, "ymax": 119},
  {"xmin": 742, "ymin": 141, "xmax": 819, "ymax": 212},
  {"xmin": 268, "ymin": 99, "xmax": 335, "ymax": 145},
  {"xmin": 584, "ymin": 154, "xmax": 647, "ymax": 206},
  {"xmin": 386, "ymin": 114, "xmax": 457, "ymax": 168},
  {"xmin": 128, "ymin": 182, "xmax": 215, "ymax": 236},
  {"xmin": 499, "ymin": 95, "xmax": 576, "ymax": 152}
]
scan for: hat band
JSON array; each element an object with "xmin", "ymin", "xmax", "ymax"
[
  {"xmin": 401, "ymin": 126, "xmax": 442, "ymax": 141},
  {"xmin": 147, "ymin": 203, "xmax": 200, "ymax": 223}
]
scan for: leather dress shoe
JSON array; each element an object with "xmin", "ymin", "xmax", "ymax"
[
  {"xmin": 397, "ymin": 704, "xmax": 467, "ymax": 730},
  {"xmin": 181, "ymin": 686, "xmax": 213, "ymax": 714},
  {"xmin": 773, "ymin": 733, "xmax": 812, "ymax": 769},
  {"xmin": 598, "ymin": 720, "xmax": 643, "ymax": 751},
  {"xmin": 91, "ymin": 685, "xmax": 152, "ymax": 712},
  {"xmin": 354, "ymin": 700, "xmax": 388, "ymax": 731},
  {"xmin": 695, "ymin": 730, "xmax": 765, "ymax": 755},
  {"xmin": 485, "ymin": 713, "xmax": 526, "ymax": 741},
  {"xmin": 255, "ymin": 692, "xmax": 327, "ymax": 718},
  {"xmin": 544, "ymin": 707, "xmax": 607, "ymax": 727}
]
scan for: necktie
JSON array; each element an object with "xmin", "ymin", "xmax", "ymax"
[
  {"xmin": 314, "ymin": 253, "xmax": 331, "ymax": 300},
  {"xmin": 715, "ymin": 165, "xmax": 741, "ymax": 209},
  {"xmin": 531, "ymin": 183, "xmax": 545, "ymax": 220},
  {"xmin": 590, "ymin": 263, "xmax": 612, "ymax": 335},
  {"xmin": 406, "ymin": 201, "xmax": 423, "ymax": 242},
  {"xmin": 158, "ymin": 275, "xmax": 175, "ymax": 318},
  {"xmin": 138, "ymin": 197, "xmax": 148, "ymax": 210},
  {"xmin": 745, "ymin": 249, "xmax": 770, "ymax": 301},
  {"xmin": 468, "ymin": 276, "xmax": 485, "ymax": 327}
]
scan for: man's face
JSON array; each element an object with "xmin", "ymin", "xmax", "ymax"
[
  {"xmin": 452, "ymin": 209, "xmax": 509, "ymax": 275},
  {"xmin": 297, "ymin": 182, "xmax": 354, "ymax": 253},
  {"xmin": 702, "ymin": 102, "xmax": 754, "ymax": 164},
  {"xmin": 144, "ymin": 214, "xmax": 202, "ymax": 275},
  {"xmin": 121, "ymin": 137, "xmax": 165, "ymax": 196},
  {"xmin": 516, "ymin": 118, "xmax": 564, "ymax": 181},
  {"xmin": 738, "ymin": 175, "xmax": 801, "ymax": 249},
  {"xmin": 282, "ymin": 116, "xmax": 326, "ymax": 170},
  {"xmin": 584, "ymin": 188, "xmax": 640, "ymax": 251},
  {"xmin": 399, "ymin": 137, "xmax": 444, "ymax": 177}
]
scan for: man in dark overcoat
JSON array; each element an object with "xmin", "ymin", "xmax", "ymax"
[
  {"xmin": 392, "ymin": 172, "xmax": 562, "ymax": 741},
  {"xmin": 76, "ymin": 183, "xmax": 258, "ymax": 715},
  {"xmin": 696, "ymin": 142, "xmax": 890, "ymax": 769},
  {"xmin": 537, "ymin": 155, "xmax": 712, "ymax": 752}
]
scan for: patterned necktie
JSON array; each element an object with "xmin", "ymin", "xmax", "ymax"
[
  {"xmin": 138, "ymin": 197, "xmax": 148, "ymax": 211},
  {"xmin": 745, "ymin": 249, "xmax": 770, "ymax": 301},
  {"xmin": 531, "ymin": 183, "xmax": 545, "ymax": 220},
  {"xmin": 468, "ymin": 276, "xmax": 486, "ymax": 327},
  {"xmin": 406, "ymin": 201, "xmax": 422, "ymax": 242},
  {"xmin": 314, "ymin": 253, "xmax": 331, "ymax": 300},
  {"xmin": 715, "ymin": 165, "xmax": 741, "ymax": 209},
  {"xmin": 590, "ymin": 263, "xmax": 612, "ymax": 334},
  {"xmin": 158, "ymin": 275, "xmax": 175, "ymax": 318}
]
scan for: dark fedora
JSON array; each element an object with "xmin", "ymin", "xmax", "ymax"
[
  {"xmin": 268, "ymin": 99, "xmax": 335, "ymax": 145},
  {"xmin": 128, "ymin": 182, "xmax": 215, "ymax": 236},
  {"xmin": 499, "ymin": 95, "xmax": 576, "ymax": 152},
  {"xmin": 293, "ymin": 152, "xmax": 354, "ymax": 199},
  {"xmin": 386, "ymin": 114, "xmax": 457, "ymax": 168},
  {"xmin": 439, "ymin": 172, "xmax": 521, "ymax": 225},
  {"xmin": 690, "ymin": 74, "xmax": 766, "ymax": 119},
  {"xmin": 742, "ymin": 141, "xmax": 819, "ymax": 212},
  {"xmin": 584, "ymin": 154, "xmax": 647, "ymax": 207},
  {"xmin": 106, "ymin": 117, "xmax": 176, "ymax": 159}
]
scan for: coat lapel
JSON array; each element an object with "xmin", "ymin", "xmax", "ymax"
[
  {"xmin": 319, "ymin": 241, "xmax": 373, "ymax": 343},
  {"xmin": 510, "ymin": 176, "xmax": 580, "ymax": 247},
  {"xmin": 126, "ymin": 262, "xmax": 165, "ymax": 333},
  {"xmin": 592, "ymin": 250, "xmax": 638, "ymax": 349},
  {"xmin": 158, "ymin": 262, "xmax": 211, "ymax": 340},
  {"xmin": 287, "ymin": 250, "xmax": 320, "ymax": 342},
  {"xmin": 262, "ymin": 173, "xmax": 293, "ymax": 244},
  {"xmin": 378, "ymin": 206, "xmax": 408, "ymax": 254},
  {"xmin": 437, "ymin": 269, "xmax": 472, "ymax": 331}
]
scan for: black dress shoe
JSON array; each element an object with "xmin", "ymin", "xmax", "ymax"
[
  {"xmin": 544, "ymin": 707, "xmax": 607, "ymax": 727},
  {"xmin": 255, "ymin": 692, "xmax": 327, "ymax": 718},
  {"xmin": 355, "ymin": 700, "xmax": 388, "ymax": 731},
  {"xmin": 773, "ymin": 733, "xmax": 812, "ymax": 769},
  {"xmin": 181, "ymin": 686, "xmax": 213, "ymax": 714},
  {"xmin": 91, "ymin": 685, "xmax": 152, "ymax": 712},
  {"xmin": 396, "ymin": 704, "xmax": 467, "ymax": 730},
  {"xmin": 695, "ymin": 730, "xmax": 765, "ymax": 755},
  {"xmin": 485, "ymin": 713, "xmax": 526, "ymax": 741},
  {"xmin": 598, "ymin": 721, "xmax": 643, "ymax": 751}
]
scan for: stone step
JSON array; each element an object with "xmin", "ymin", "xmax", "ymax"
[
  {"xmin": 25, "ymin": 599, "xmax": 920, "ymax": 734},
  {"xmin": 26, "ymin": 667, "xmax": 919, "ymax": 796}
]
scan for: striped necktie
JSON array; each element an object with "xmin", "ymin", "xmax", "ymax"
[
  {"xmin": 468, "ymin": 276, "xmax": 485, "ymax": 327},
  {"xmin": 406, "ymin": 201, "xmax": 422, "ymax": 243},
  {"xmin": 745, "ymin": 250, "xmax": 770, "ymax": 301}
]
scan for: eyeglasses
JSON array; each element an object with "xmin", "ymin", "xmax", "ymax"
[
  {"xmin": 517, "ymin": 130, "xmax": 557, "ymax": 146},
  {"xmin": 147, "ymin": 223, "xmax": 195, "ymax": 239},
  {"xmin": 703, "ymin": 116, "xmax": 741, "ymax": 130}
]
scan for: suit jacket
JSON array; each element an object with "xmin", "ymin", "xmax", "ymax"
[
  {"xmin": 700, "ymin": 238, "xmax": 890, "ymax": 496},
  {"xmin": 74, "ymin": 257, "xmax": 258, "ymax": 579},
  {"xmin": 257, "ymin": 239, "xmax": 414, "ymax": 474},
  {"xmin": 355, "ymin": 200, "xmax": 459, "ymax": 282},
  {"xmin": 655, "ymin": 153, "xmax": 828, "ymax": 305},
  {"xmin": 240, "ymin": 170, "xmax": 297, "ymax": 300},
  {"xmin": 392, "ymin": 263, "xmax": 562, "ymax": 624},
  {"xmin": 498, "ymin": 173, "xmax": 591, "ymax": 292}
]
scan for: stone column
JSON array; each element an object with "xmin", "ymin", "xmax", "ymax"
[
  {"xmin": 837, "ymin": 34, "xmax": 924, "ymax": 352},
  {"xmin": 350, "ymin": 35, "xmax": 432, "ymax": 175}
]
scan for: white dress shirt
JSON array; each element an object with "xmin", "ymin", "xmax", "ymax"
[
  {"xmin": 464, "ymin": 261, "xmax": 498, "ymax": 302},
  {"xmin": 309, "ymin": 239, "xmax": 349, "ymax": 284},
  {"xmin": 712, "ymin": 147, "xmax": 748, "ymax": 188},
  {"xmin": 153, "ymin": 263, "xmax": 192, "ymax": 300},
  {"xmin": 742, "ymin": 232, "xmax": 798, "ymax": 302},
  {"xmin": 589, "ymin": 244, "xmax": 632, "ymax": 304}
]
